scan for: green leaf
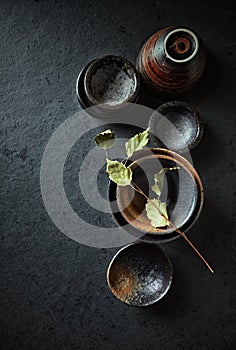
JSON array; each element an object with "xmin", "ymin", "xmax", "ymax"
[
  {"xmin": 94, "ymin": 129, "xmax": 115, "ymax": 149},
  {"xmin": 145, "ymin": 199, "xmax": 169, "ymax": 228},
  {"xmin": 106, "ymin": 160, "xmax": 132, "ymax": 186},
  {"xmin": 152, "ymin": 171, "xmax": 165, "ymax": 197},
  {"xmin": 125, "ymin": 128, "xmax": 150, "ymax": 158},
  {"xmin": 152, "ymin": 167, "xmax": 180, "ymax": 197}
]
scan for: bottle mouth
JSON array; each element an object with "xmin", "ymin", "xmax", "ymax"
[{"xmin": 163, "ymin": 28, "xmax": 199, "ymax": 63}]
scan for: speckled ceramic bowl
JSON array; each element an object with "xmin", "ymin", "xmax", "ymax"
[
  {"xmin": 107, "ymin": 242, "xmax": 173, "ymax": 306},
  {"xmin": 84, "ymin": 55, "xmax": 140, "ymax": 109},
  {"xmin": 148, "ymin": 101, "xmax": 204, "ymax": 152}
]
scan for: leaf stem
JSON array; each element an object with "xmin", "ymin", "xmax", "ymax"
[
  {"xmin": 129, "ymin": 183, "xmax": 162, "ymax": 233},
  {"xmin": 124, "ymin": 157, "xmax": 129, "ymax": 166},
  {"xmin": 132, "ymin": 181, "xmax": 214, "ymax": 273},
  {"xmin": 105, "ymin": 149, "xmax": 108, "ymax": 160}
]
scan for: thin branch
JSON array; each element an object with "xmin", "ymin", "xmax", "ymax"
[
  {"xmin": 129, "ymin": 183, "xmax": 162, "ymax": 233},
  {"xmin": 132, "ymin": 181, "xmax": 214, "ymax": 273},
  {"xmin": 129, "ymin": 183, "xmax": 140, "ymax": 193},
  {"xmin": 105, "ymin": 149, "xmax": 108, "ymax": 160},
  {"xmin": 124, "ymin": 157, "xmax": 129, "ymax": 166}
]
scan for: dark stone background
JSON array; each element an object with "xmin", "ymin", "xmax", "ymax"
[{"xmin": 1, "ymin": 0, "xmax": 236, "ymax": 349}]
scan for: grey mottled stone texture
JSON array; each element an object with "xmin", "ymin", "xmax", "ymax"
[{"xmin": 1, "ymin": 0, "xmax": 235, "ymax": 349}]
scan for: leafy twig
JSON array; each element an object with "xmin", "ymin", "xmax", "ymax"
[
  {"xmin": 94, "ymin": 128, "xmax": 214, "ymax": 273},
  {"xmin": 133, "ymin": 182, "xmax": 214, "ymax": 273}
]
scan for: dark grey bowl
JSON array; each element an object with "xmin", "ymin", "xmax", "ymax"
[
  {"xmin": 148, "ymin": 101, "xmax": 204, "ymax": 153},
  {"xmin": 107, "ymin": 242, "xmax": 173, "ymax": 306},
  {"xmin": 84, "ymin": 55, "xmax": 140, "ymax": 109}
]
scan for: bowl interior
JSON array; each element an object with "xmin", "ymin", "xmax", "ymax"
[
  {"xmin": 164, "ymin": 28, "xmax": 199, "ymax": 63},
  {"xmin": 107, "ymin": 242, "xmax": 173, "ymax": 306},
  {"xmin": 117, "ymin": 154, "xmax": 199, "ymax": 234},
  {"xmin": 85, "ymin": 56, "xmax": 138, "ymax": 106},
  {"xmin": 149, "ymin": 102, "xmax": 203, "ymax": 152}
]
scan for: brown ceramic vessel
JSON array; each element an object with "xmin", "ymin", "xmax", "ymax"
[
  {"xmin": 107, "ymin": 242, "xmax": 173, "ymax": 306},
  {"xmin": 117, "ymin": 148, "xmax": 204, "ymax": 235},
  {"xmin": 137, "ymin": 26, "xmax": 206, "ymax": 94}
]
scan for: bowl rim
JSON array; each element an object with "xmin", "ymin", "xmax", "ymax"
[
  {"xmin": 106, "ymin": 241, "xmax": 173, "ymax": 306},
  {"xmin": 75, "ymin": 60, "xmax": 96, "ymax": 109}
]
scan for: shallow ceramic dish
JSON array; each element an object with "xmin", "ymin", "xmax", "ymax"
[
  {"xmin": 109, "ymin": 148, "xmax": 204, "ymax": 243},
  {"xmin": 107, "ymin": 242, "xmax": 173, "ymax": 306},
  {"xmin": 148, "ymin": 101, "xmax": 204, "ymax": 152}
]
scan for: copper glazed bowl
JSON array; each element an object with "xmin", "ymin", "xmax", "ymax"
[
  {"xmin": 116, "ymin": 148, "xmax": 204, "ymax": 240},
  {"xmin": 107, "ymin": 242, "xmax": 173, "ymax": 306}
]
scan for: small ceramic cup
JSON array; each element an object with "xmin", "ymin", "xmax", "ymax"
[
  {"xmin": 148, "ymin": 101, "xmax": 204, "ymax": 153},
  {"xmin": 77, "ymin": 55, "xmax": 140, "ymax": 118}
]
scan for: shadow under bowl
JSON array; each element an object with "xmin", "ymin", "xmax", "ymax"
[{"xmin": 107, "ymin": 242, "xmax": 173, "ymax": 306}]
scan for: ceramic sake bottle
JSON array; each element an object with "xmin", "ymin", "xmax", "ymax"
[{"xmin": 137, "ymin": 26, "xmax": 206, "ymax": 95}]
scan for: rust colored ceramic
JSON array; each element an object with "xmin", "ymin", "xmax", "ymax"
[
  {"xmin": 137, "ymin": 26, "xmax": 206, "ymax": 94},
  {"xmin": 107, "ymin": 242, "xmax": 173, "ymax": 306},
  {"xmin": 117, "ymin": 148, "xmax": 204, "ymax": 235}
]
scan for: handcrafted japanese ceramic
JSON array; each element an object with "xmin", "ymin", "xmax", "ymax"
[
  {"xmin": 83, "ymin": 55, "xmax": 139, "ymax": 109},
  {"xmin": 109, "ymin": 148, "xmax": 204, "ymax": 242},
  {"xmin": 137, "ymin": 26, "xmax": 206, "ymax": 95},
  {"xmin": 148, "ymin": 101, "xmax": 204, "ymax": 152},
  {"xmin": 107, "ymin": 242, "xmax": 173, "ymax": 306}
]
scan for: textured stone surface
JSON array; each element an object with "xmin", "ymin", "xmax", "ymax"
[{"xmin": 1, "ymin": 0, "xmax": 235, "ymax": 349}]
